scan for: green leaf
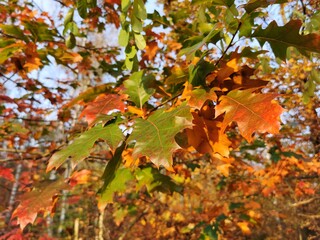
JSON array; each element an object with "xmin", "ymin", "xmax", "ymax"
[
  {"xmin": 0, "ymin": 42, "xmax": 24, "ymax": 64},
  {"xmin": 87, "ymin": 0, "xmax": 97, "ymax": 8},
  {"xmin": 132, "ymin": 15, "xmax": 143, "ymax": 33},
  {"xmin": 47, "ymin": 124, "xmax": 124, "ymax": 171},
  {"xmin": 123, "ymin": 71, "xmax": 155, "ymax": 108},
  {"xmin": 179, "ymin": 27, "xmax": 220, "ymax": 59},
  {"xmin": 0, "ymin": 24, "xmax": 29, "ymax": 42},
  {"xmin": 303, "ymin": 69, "xmax": 319, "ymax": 104},
  {"xmin": 245, "ymin": 0, "xmax": 287, "ymax": 13},
  {"xmin": 77, "ymin": 0, "xmax": 88, "ymax": 19},
  {"xmin": 128, "ymin": 103, "xmax": 192, "ymax": 169},
  {"xmin": 134, "ymin": 33, "xmax": 146, "ymax": 50},
  {"xmin": 63, "ymin": 22, "xmax": 80, "ymax": 36},
  {"xmin": 23, "ymin": 22, "xmax": 55, "ymax": 42},
  {"xmin": 64, "ymin": 8, "xmax": 74, "ymax": 26},
  {"xmin": 98, "ymin": 168, "xmax": 133, "ymax": 210},
  {"xmin": 121, "ymin": 0, "xmax": 131, "ymax": 12},
  {"xmin": 125, "ymin": 45, "xmax": 137, "ymax": 58},
  {"xmin": 119, "ymin": 28, "xmax": 130, "ymax": 47},
  {"xmin": 192, "ymin": 0, "xmax": 234, "ymax": 7},
  {"xmin": 136, "ymin": 167, "xmax": 183, "ymax": 193},
  {"xmin": 133, "ymin": 0, "xmax": 147, "ymax": 20},
  {"xmin": 189, "ymin": 58, "xmax": 215, "ymax": 86},
  {"xmin": 99, "ymin": 142, "xmax": 126, "ymax": 194},
  {"xmin": 66, "ymin": 33, "xmax": 76, "ymax": 49},
  {"xmin": 251, "ymin": 20, "xmax": 320, "ymax": 60}
]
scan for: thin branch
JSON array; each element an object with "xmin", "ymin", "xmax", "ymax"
[
  {"xmin": 298, "ymin": 213, "xmax": 320, "ymax": 219},
  {"xmin": 291, "ymin": 197, "xmax": 320, "ymax": 207},
  {"xmin": 118, "ymin": 208, "xmax": 149, "ymax": 240},
  {"xmin": 299, "ymin": 0, "xmax": 307, "ymax": 34},
  {"xmin": 215, "ymin": 22, "xmax": 242, "ymax": 67},
  {"xmin": 53, "ymin": 0, "xmax": 67, "ymax": 7},
  {"xmin": 287, "ymin": 174, "xmax": 320, "ymax": 180},
  {"xmin": 0, "ymin": 115, "xmax": 60, "ymax": 123},
  {"xmin": 147, "ymin": 92, "xmax": 182, "ymax": 115}
]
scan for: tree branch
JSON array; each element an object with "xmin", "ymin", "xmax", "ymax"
[
  {"xmin": 291, "ymin": 197, "xmax": 320, "ymax": 207},
  {"xmin": 215, "ymin": 22, "xmax": 242, "ymax": 67}
]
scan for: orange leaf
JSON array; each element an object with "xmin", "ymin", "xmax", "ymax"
[
  {"xmin": 11, "ymin": 179, "xmax": 69, "ymax": 230},
  {"xmin": 79, "ymin": 94, "xmax": 125, "ymax": 125},
  {"xmin": 186, "ymin": 112, "xmax": 231, "ymax": 156},
  {"xmin": 143, "ymin": 41, "xmax": 159, "ymax": 61},
  {"xmin": 215, "ymin": 88, "xmax": 284, "ymax": 142},
  {"xmin": 69, "ymin": 170, "xmax": 91, "ymax": 187},
  {"xmin": 217, "ymin": 163, "xmax": 232, "ymax": 177},
  {"xmin": 181, "ymin": 82, "xmax": 217, "ymax": 109}
]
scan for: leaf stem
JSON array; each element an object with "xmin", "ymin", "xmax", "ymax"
[{"xmin": 215, "ymin": 22, "xmax": 242, "ymax": 67}]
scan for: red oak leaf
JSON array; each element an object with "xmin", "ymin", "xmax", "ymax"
[
  {"xmin": 215, "ymin": 88, "xmax": 284, "ymax": 142},
  {"xmin": 79, "ymin": 93, "xmax": 125, "ymax": 125}
]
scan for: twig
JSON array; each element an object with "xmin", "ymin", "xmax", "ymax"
[
  {"xmin": 298, "ymin": 213, "xmax": 320, "ymax": 219},
  {"xmin": 0, "ymin": 148, "xmax": 43, "ymax": 155},
  {"xmin": 118, "ymin": 208, "xmax": 149, "ymax": 240},
  {"xmin": 291, "ymin": 197, "xmax": 320, "ymax": 207},
  {"xmin": 287, "ymin": 174, "xmax": 319, "ymax": 180},
  {"xmin": 147, "ymin": 92, "xmax": 182, "ymax": 115},
  {"xmin": 299, "ymin": 0, "xmax": 307, "ymax": 34},
  {"xmin": 0, "ymin": 115, "xmax": 60, "ymax": 123},
  {"xmin": 215, "ymin": 22, "xmax": 242, "ymax": 67}
]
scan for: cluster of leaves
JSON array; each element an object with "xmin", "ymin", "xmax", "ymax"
[{"xmin": 0, "ymin": 0, "xmax": 319, "ymax": 238}]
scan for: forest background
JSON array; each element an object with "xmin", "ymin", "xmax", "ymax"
[{"xmin": 0, "ymin": 0, "xmax": 319, "ymax": 239}]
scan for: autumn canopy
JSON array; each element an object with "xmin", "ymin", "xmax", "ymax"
[{"xmin": 0, "ymin": 0, "xmax": 319, "ymax": 239}]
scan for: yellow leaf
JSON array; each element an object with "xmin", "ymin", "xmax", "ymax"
[
  {"xmin": 60, "ymin": 51, "xmax": 83, "ymax": 63},
  {"xmin": 24, "ymin": 57, "xmax": 42, "ymax": 72},
  {"xmin": 237, "ymin": 221, "xmax": 251, "ymax": 235},
  {"xmin": 127, "ymin": 106, "xmax": 145, "ymax": 117}
]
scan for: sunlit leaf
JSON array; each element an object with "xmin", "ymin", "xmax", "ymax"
[
  {"xmin": 215, "ymin": 88, "xmax": 284, "ymax": 142},
  {"xmin": 79, "ymin": 93, "xmax": 125, "ymax": 125},
  {"xmin": 47, "ymin": 123, "xmax": 124, "ymax": 171},
  {"xmin": 128, "ymin": 103, "xmax": 192, "ymax": 169},
  {"xmin": 123, "ymin": 71, "xmax": 155, "ymax": 108}
]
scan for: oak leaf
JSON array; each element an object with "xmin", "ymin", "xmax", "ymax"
[
  {"xmin": 47, "ymin": 123, "xmax": 124, "ymax": 171},
  {"xmin": 98, "ymin": 168, "xmax": 133, "ymax": 211},
  {"xmin": 186, "ymin": 112, "xmax": 231, "ymax": 157},
  {"xmin": 215, "ymin": 88, "xmax": 284, "ymax": 142},
  {"xmin": 79, "ymin": 93, "xmax": 125, "ymax": 126},
  {"xmin": 181, "ymin": 82, "xmax": 217, "ymax": 109},
  {"xmin": 12, "ymin": 179, "xmax": 69, "ymax": 230},
  {"xmin": 123, "ymin": 71, "xmax": 155, "ymax": 108},
  {"xmin": 128, "ymin": 103, "xmax": 192, "ymax": 169},
  {"xmin": 252, "ymin": 20, "xmax": 320, "ymax": 60}
]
